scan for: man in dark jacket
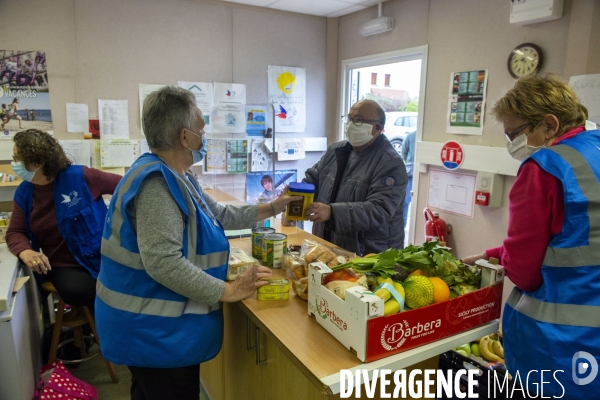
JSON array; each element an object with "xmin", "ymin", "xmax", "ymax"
[{"xmin": 304, "ymin": 100, "xmax": 407, "ymax": 255}]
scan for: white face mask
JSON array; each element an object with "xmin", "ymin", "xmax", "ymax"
[
  {"xmin": 506, "ymin": 125, "xmax": 546, "ymax": 161},
  {"xmin": 344, "ymin": 121, "xmax": 374, "ymax": 147}
]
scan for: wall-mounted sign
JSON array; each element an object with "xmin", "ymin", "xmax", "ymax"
[{"xmin": 440, "ymin": 140, "xmax": 464, "ymax": 170}]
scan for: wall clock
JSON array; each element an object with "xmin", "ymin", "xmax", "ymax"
[{"xmin": 507, "ymin": 43, "xmax": 543, "ymax": 78}]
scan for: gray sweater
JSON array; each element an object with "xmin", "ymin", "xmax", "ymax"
[{"xmin": 129, "ymin": 172, "xmax": 258, "ymax": 305}]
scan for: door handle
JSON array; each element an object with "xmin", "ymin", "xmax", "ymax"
[
  {"xmin": 246, "ymin": 316, "xmax": 256, "ymax": 352},
  {"xmin": 255, "ymin": 327, "xmax": 268, "ymax": 366}
]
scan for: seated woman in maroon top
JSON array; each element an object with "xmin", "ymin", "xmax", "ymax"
[{"xmin": 6, "ymin": 129, "xmax": 122, "ymax": 309}]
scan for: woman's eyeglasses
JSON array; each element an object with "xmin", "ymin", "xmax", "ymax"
[{"xmin": 505, "ymin": 122, "xmax": 532, "ymax": 143}]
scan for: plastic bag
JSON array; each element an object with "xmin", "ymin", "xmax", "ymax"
[
  {"xmin": 283, "ymin": 251, "xmax": 307, "ymax": 280},
  {"xmin": 227, "ymin": 248, "xmax": 259, "ymax": 280},
  {"xmin": 34, "ymin": 361, "xmax": 98, "ymax": 400}
]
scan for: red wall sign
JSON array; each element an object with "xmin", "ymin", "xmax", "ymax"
[{"xmin": 440, "ymin": 140, "xmax": 465, "ymax": 170}]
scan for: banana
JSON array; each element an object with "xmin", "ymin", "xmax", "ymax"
[
  {"xmin": 383, "ymin": 298, "xmax": 401, "ymax": 315},
  {"xmin": 480, "ymin": 335, "xmax": 503, "ymax": 362},
  {"xmin": 492, "ymin": 338, "xmax": 504, "ymax": 359}
]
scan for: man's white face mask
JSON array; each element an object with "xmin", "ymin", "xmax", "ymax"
[{"xmin": 345, "ymin": 121, "xmax": 374, "ymax": 147}]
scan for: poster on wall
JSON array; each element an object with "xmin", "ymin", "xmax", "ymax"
[
  {"xmin": 0, "ymin": 50, "xmax": 52, "ymax": 135},
  {"xmin": 446, "ymin": 70, "xmax": 488, "ymax": 135},
  {"xmin": 246, "ymin": 105, "xmax": 267, "ymax": 136},
  {"xmin": 205, "ymin": 139, "xmax": 248, "ymax": 174},
  {"xmin": 179, "ymin": 81, "xmax": 214, "ymax": 133},
  {"xmin": 268, "ymin": 65, "xmax": 306, "ymax": 133},
  {"xmin": 210, "ymin": 105, "xmax": 246, "ymax": 134},
  {"xmin": 245, "ymin": 170, "xmax": 297, "ymax": 204}
]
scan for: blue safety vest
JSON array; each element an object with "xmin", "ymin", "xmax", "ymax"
[
  {"xmin": 503, "ymin": 129, "xmax": 600, "ymax": 398},
  {"xmin": 95, "ymin": 153, "xmax": 229, "ymax": 368},
  {"xmin": 14, "ymin": 165, "xmax": 107, "ymax": 278}
]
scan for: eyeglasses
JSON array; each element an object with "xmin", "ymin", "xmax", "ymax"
[
  {"xmin": 341, "ymin": 115, "xmax": 380, "ymax": 127},
  {"xmin": 12, "ymin": 154, "xmax": 20, "ymax": 163},
  {"xmin": 185, "ymin": 128, "xmax": 205, "ymax": 138},
  {"xmin": 505, "ymin": 122, "xmax": 532, "ymax": 143}
]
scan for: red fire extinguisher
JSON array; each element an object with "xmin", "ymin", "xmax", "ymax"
[{"xmin": 424, "ymin": 207, "xmax": 449, "ymax": 244}]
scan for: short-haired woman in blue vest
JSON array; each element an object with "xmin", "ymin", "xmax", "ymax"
[
  {"xmin": 95, "ymin": 86, "xmax": 302, "ymax": 400},
  {"xmin": 6, "ymin": 129, "xmax": 122, "ymax": 310},
  {"xmin": 463, "ymin": 74, "xmax": 600, "ymax": 398}
]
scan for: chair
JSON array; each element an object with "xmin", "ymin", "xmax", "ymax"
[{"xmin": 42, "ymin": 281, "xmax": 119, "ymax": 383}]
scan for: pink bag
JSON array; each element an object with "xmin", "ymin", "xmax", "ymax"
[{"xmin": 33, "ymin": 361, "xmax": 98, "ymax": 400}]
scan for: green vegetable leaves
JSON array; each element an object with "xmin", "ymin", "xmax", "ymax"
[{"xmin": 331, "ymin": 241, "xmax": 481, "ymax": 292}]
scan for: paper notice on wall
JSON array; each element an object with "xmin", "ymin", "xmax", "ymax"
[
  {"xmin": 179, "ymin": 81, "xmax": 214, "ymax": 133},
  {"xmin": 268, "ymin": 65, "xmax": 306, "ymax": 133},
  {"xmin": 447, "ymin": 70, "xmax": 487, "ymax": 135},
  {"xmin": 59, "ymin": 140, "xmax": 92, "ymax": 167},
  {"xmin": 251, "ymin": 140, "xmax": 273, "ymax": 172},
  {"xmin": 277, "ymin": 138, "xmax": 305, "ymax": 160},
  {"xmin": 206, "ymin": 139, "xmax": 227, "ymax": 174},
  {"xmin": 66, "ymin": 103, "xmax": 89, "ymax": 133},
  {"xmin": 214, "ymin": 82, "xmax": 246, "ymax": 106},
  {"xmin": 100, "ymin": 139, "xmax": 139, "ymax": 167},
  {"xmin": 427, "ymin": 169, "xmax": 476, "ymax": 218},
  {"xmin": 210, "ymin": 105, "xmax": 245, "ymax": 134},
  {"xmin": 139, "ymin": 84, "xmax": 166, "ymax": 135},
  {"xmin": 569, "ymin": 74, "xmax": 600, "ymax": 125},
  {"xmin": 98, "ymin": 99, "xmax": 129, "ymax": 139}
]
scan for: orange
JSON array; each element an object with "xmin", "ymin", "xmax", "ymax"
[
  {"xmin": 429, "ymin": 277, "xmax": 450, "ymax": 303},
  {"xmin": 408, "ymin": 269, "xmax": 429, "ymax": 277}
]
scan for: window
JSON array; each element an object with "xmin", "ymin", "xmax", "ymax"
[{"xmin": 340, "ymin": 45, "xmax": 428, "ymax": 246}]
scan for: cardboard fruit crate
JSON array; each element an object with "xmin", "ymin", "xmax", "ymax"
[{"xmin": 307, "ymin": 260, "xmax": 504, "ymax": 362}]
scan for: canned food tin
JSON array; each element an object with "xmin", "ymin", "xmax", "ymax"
[
  {"xmin": 258, "ymin": 278, "xmax": 290, "ymax": 294},
  {"xmin": 262, "ymin": 233, "xmax": 288, "ymax": 268},
  {"xmin": 257, "ymin": 292, "xmax": 289, "ymax": 301},
  {"xmin": 252, "ymin": 227, "xmax": 275, "ymax": 259}
]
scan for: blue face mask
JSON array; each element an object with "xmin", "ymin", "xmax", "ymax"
[
  {"xmin": 11, "ymin": 161, "xmax": 38, "ymax": 182},
  {"xmin": 186, "ymin": 130, "xmax": 207, "ymax": 164}
]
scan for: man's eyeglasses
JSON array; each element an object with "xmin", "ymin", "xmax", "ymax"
[
  {"xmin": 505, "ymin": 122, "xmax": 532, "ymax": 143},
  {"xmin": 12, "ymin": 154, "xmax": 21, "ymax": 163},
  {"xmin": 341, "ymin": 115, "xmax": 380, "ymax": 127},
  {"xmin": 185, "ymin": 128, "xmax": 205, "ymax": 138}
]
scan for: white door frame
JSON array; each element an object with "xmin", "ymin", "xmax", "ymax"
[{"xmin": 339, "ymin": 45, "xmax": 428, "ymax": 246}]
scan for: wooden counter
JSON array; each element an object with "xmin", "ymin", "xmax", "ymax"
[{"xmin": 201, "ymin": 223, "xmax": 499, "ymax": 399}]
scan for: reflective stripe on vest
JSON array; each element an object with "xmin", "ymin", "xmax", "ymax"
[
  {"xmin": 506, "ymin": 289, "xmax": 600, "ymax": 328},
  {"xmin": 96, "ymin": 280, "xmax": 219, "ymax": 317},
  {"xmin": 98, "ymin": 157, "xmax": 227, "ymax": 316},
  {"xmin": 542, "ymin": 143, "xmax": 600, "ymax": 268}
]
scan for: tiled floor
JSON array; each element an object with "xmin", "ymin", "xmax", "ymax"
[{"xmin": 67, "ymin": 355, "xmax": 211, "ymax": 399}]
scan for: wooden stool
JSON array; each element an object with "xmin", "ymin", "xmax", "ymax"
[{"xmin": 42, "ymin": 281, "xmax": 119, "ymax": 383}]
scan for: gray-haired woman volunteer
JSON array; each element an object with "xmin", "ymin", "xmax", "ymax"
[{"xmin": 95, "ymin": 86, "xmax": 301, "ymax": 400}]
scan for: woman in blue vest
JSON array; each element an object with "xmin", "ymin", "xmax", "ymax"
[
  {"xmin": 463, "ymin": 74, "xmax": 600, "ymax": 398},
  {"xmin": 6, "ymin": 129, "xmax": 122, "ymax": 309},
  {"xmin": 96, "ymin": 86, "xmax": 302, "ymax": 400}
]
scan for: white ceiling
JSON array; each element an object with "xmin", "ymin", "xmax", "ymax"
[{"xmin": 220, "ymin": 0, "xmax": 383, "ymax": 18}]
